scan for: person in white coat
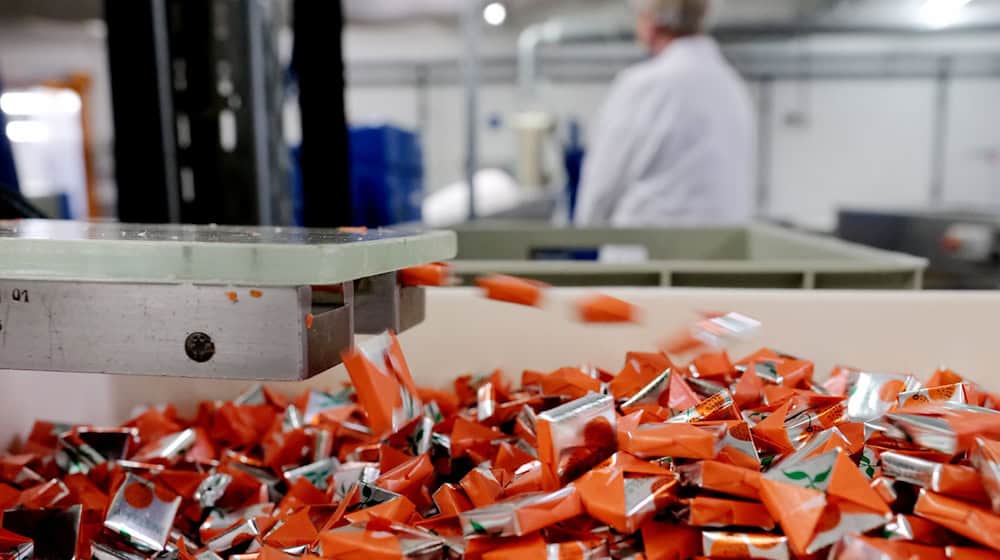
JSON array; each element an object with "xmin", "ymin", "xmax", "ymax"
[{"xmin": 574, "ymin": 0, "xmax": 755, "ymax": 227}]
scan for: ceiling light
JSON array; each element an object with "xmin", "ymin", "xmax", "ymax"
[
  {"xmin": 6, "ymin": 121, "xmax": 51, "ymax": 144},
  {"xmin": 0, "ymin": 89, "xmax": 81, "ymax": 117},
  {"xmin": 921, "ymin": 0, "xmax": 973, "ymax": 28},
  {"xmin": 483, "ymin": 2, "xmax": 507, "ymax": 26}
]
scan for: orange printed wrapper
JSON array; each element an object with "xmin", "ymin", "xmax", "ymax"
[
  {"xmin": 609, "ymin": 352, "xmax": 672, "ymax": 401},
  {"xmin": 761, "ymin": 451, "xmax": 891, "ymax": 556},
  {"xmin": 888, "ymin": 403, "xmax": 1000, "ymax": 454},
  {"xmin": 752, "ymin": 400, "xmax": 847, "ymax": 453},
  {"xmin": 618, "ymin": 416, "xmax": 725, "ymax": 460},
  {"xmin": 880, "ymin": 451, "xmax": 987, "ymax": 503},
  {"xmin": 701, "ymin": 532, "xmax": 789, "ymax": 560},
  {"xmin": 536, "ymin": 393, "xmax": 617, "ymax": 489},
  {"xmin": 971, "ymin": 436, "xmax": 1000, "ymax": 513},
  {"xmin": 458, "ymin": 485, "xmax": 582, "ymax": 537},
  {"xmin": 700, "ymin": 420, "xmax": 761, "ymax": 469},
  {"xmin": 685, "ymin": 496, "xmax": 775, "ymax": 530},
  {"xmin": 475, "ymin": 274, "xmax": 547, "ymax": 307},
  {"xmin": 344, "ymin": 495, "xmax": 417, "ymax": 525},
  {"xmin": 677, "ymin": 460, "xmax": 762, "ymax": 500},
  {"xmin": 450, "ymin": 417, "xmax": 504, "ymax": 463},
  {"xmin": 666, "ymin": 390, "xmax": 738, "ymax": 424},
  {"xmin": 342, "ymin": 331, "xmax": 422, "ymax": 438},
  {"xmin": 914, "ymin": 489, "xmax": 1000, "ymax": 551},
  {"xmin": 846, "ymin": 371, "xmax": 921, "ymax": 422},
  {"xmin": 898, "ymin": 383, "xmax": 967, "ymax": 408},
  {"xmin": 575, "ymin": 452, "xmax": 677, "ymax": 534},
  {"xmin": 831, "ymin": 534, "xmax": 947, "ymax": 560},
  {"xmin": 575, "ymin": 293, "xmax": 637, "ymax": 324}
]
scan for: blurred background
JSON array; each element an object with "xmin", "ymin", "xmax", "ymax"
[{"xmin": 1, "ymin": 0, "xmax": 1000, "ymax": 286}]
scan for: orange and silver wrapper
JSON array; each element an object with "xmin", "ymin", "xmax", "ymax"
[
  {"xmin": 702, "ymin": 420, "xmax": 760, "ymax": 469},
  {"xmin": 575, "ymin": 453, "xmax": 677, "ymax": 534},
  {"xmin": 458, "ymin": 485, "xmax": 582, "ymax": 537},
  {"xmin": 971, "ymin": 436, "xmax": 1000, "ymax": 513},
  {"xmin": 619, "ymin": 370, "xmax": 671, "ymax": 409},
  {"xmin": 450, "ymin": 417, "xmax": 503, "ymax": 464},
  {"xmin": 880, "ymin": 451, "xmax": 987, "ymax": 503},
  {"xmin": 882, "ymin": 513, "xmax": 954, "ymax": 545},
  {"xmin": 460, "ymin": 465, "xmax": 505, "ymax": 508},
  {"xmin": 690, "ymin": 351, "xmax": 734, "ymax": 380},
  {"xmin": 341, "ymin": 331, "xmax": 423, "ymax": 438},
  {"xmin": 684, "ymin": 496, "xmax": 776, "ymax": 531},
  {"xmin": 0, "ymin": 527, "xmax": 33, "ymax": 560},
  {"xmin": 545, "ymin": 539, "xmax": 610, "ymax": 560},
  {"xmin": 914, "ymin": 489, "xmax": 1000, "ymax": 552},
  {"xmin": 536, "ymin": 393, "xmax": 616, "ymax": 489},
  {"xmin": 701, "ymin": 532, "xmax": 789, "ymax": 559},
  {"xmin": 374, "ymin": 454, "xmax": 435, "ymax": 510},
  {"xmin": 846, "ymin": 371, "xmax": 921, "ymax": 422},
  {"xmin": 887, "ymin": 403, "xmax": 1000, "ymax": 455},
  {"xmin": 104, "ymin": 473, "xmax": 182, "ymax": 552},
  {"xmin": 666, "ymin": 390, "xmax": 738, "ymax": 423},
  {"xmin": 609, "ymin": 352, "xmax": 672, "ymax": 401},
  {"xmin": 677, "ymin": 460, "xmax": 761, "ymax": 501},
  {"xmin": 899, "ymin": 383, "xmax": 967, "ymax": 408},
  {"xmin": 869, "ymin": 476, "xmax": 898, "ymax": 507},
  {"xmin": 689, "ymin": 312, "xmax": 761, "ymax": 349},
  {"xmin": 831, "ymin": 534, "xmax": 947, "ymax": 560},
  {"xmin": 761, "ymin": 451, "xmax": 891, "ymax": 555},
  {"xmin": 618, "ymin": 420, "xmax": 725, "ymax": 460},
  {"xmin": 434, "ymin": 483, "xmax": 473, "ymax": 517}
]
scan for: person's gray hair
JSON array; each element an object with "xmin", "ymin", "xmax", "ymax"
[{"xmin": 631, "ymin": 0, "xmax": 711, "ymax": 34}]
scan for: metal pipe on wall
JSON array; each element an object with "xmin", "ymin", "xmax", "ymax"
[{"xmin": 461, "ymin": 0, "xmax": 481, "ymax": 220}]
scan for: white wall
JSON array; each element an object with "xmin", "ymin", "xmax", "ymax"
[{"xmin": 4, "ymin": 14, "xmax": 1000, "ymax": 229}]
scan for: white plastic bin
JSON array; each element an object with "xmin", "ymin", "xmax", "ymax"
[{"xmin": 3, "ymin": 288, "xmax": 998, "ymax": 448}]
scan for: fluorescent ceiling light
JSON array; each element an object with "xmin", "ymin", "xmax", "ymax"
[
  {"xmin": 6, "ymin": 121, "xmax": 51, "ymax": 144},
  {"xmin": 483, "ymin": 2, "xmax": 507, "ymax": 26},
  {"xmin": 0, "ymin": 89, "xmax": 81, "ymax": 117},
  {"xmin": 921, "ymin": 0, "xmax": 973, "ymax": 28}
]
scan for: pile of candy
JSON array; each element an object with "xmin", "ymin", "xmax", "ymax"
[{"xmin": 4, "ymin": 301, "xmax": 1000, "ymax": 559}]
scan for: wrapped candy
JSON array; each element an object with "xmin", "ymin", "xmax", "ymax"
[{"xmin": 4, "ymin": 307, "xmax": 1000, "ymax": 559}]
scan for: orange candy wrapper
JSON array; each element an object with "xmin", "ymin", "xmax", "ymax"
[
  {"xmin": 684, "ymin": 496, "xmax": 775, "ymax": 530},
  {"xmin": 12, "ymin": 309, "xmax": 1000, "ymax": 559},
  {"xmin": 342, "ymin": 331, "xmax": 423, "ymax": 438},
  {"xmin": 475, "ymin": 274, "xmax": 547, "ymax": 307},
  {"xmin": 575, "ymin": 453, "xmax": 676, "ymax": 533},
  {"xmin": 398, "ymin": 262, "xmax": 453, "ymax": 287},
  {"xmin": 575, "ymin": 293, "xmax": 637, "ymax": 324},
  {"xmin": 914, "ymin": 489, "xmax": 1000, "ymax": 551},
  {"xmin": 701, "ymin": 532, "xmax": 789, "ymax": 559},
  {"xmin": 618, "ymin": 419, "xmax": 725, "ymax": 460}
]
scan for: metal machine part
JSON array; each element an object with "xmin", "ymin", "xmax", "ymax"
[
  {"xmin": 0, "ymin": 220, "xmax": 456, "ymax": 380},
  {"xmin": 837, "ymin": 208, "xmax": 1000, "ymax": 289}
]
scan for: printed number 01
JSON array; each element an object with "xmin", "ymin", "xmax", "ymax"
[{"xmin": 11, "ymin": 289, "xmax": 28, "ymax": 303}]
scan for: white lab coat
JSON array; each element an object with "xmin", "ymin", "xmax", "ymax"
[{"xmin": 574, "ymin": 36, "xmax": 755, "ymax": 227}]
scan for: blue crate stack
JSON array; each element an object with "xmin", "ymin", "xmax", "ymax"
[{"xmin": 350, "ymin": 125, "xmax": 423, "ymax": 227}]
